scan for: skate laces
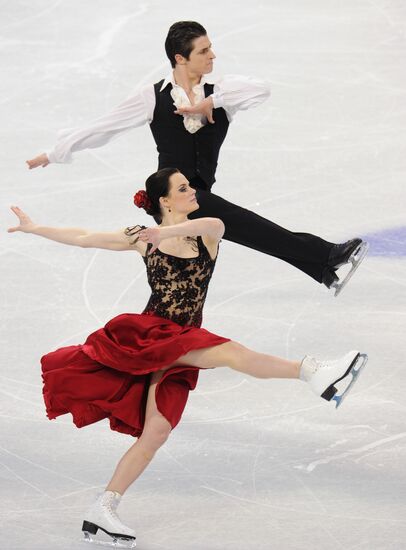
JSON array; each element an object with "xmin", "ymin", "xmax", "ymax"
[
  {"xmin": 311, "ymin": 356, "xmax": 335, "ymax": 371},
  {"xmin": 101, "ymin": 492, "xmax": 120, "ymax": 519},
  {"xmin": 306, "ymin": 356, "xmax": 320, "ymax": 374},
  {"xmin": 311, "ymin": 357, "xmax": 320, "ymax": 372}
]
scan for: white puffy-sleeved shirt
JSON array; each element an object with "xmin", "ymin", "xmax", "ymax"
[{"xmin": 46, "ymin": 73, "xmax": 271, "ymax": 164}]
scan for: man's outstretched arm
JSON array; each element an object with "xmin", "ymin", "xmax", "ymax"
[{"xmin": 26, "ymin": 85, "xmax": 155, "ymax": 169}]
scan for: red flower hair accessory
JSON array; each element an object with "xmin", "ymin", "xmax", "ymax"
[{"xmin": 133, "ymin": 190, "xmax": 152, "ymax": 211}]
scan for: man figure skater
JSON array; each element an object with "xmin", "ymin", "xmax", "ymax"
[{"xmin": 27, "ymin": 20, "xmax": 368, "ymax": 295}]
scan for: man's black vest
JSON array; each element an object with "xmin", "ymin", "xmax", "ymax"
[{"xmin": 149, "ymin": 80, "xmax": 229, "ymax": 190}]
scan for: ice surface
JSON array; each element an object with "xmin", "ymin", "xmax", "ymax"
[{"xmin": 1, "ymin": 1, "xmax": 405, "ymax": 549}]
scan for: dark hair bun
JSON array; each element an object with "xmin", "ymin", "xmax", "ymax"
[{"xmin": 133, "ymin": 190, "xmax": 152, "ymax": 212}]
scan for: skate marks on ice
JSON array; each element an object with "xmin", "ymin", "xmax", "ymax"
[
  {"xmin": 294, "ymin": 431, "xmax": 406, "ymax": 473},
  {"xmin": 191, "ymin": 421, "xmax": 406, "ymax": 544},
  {"xmin": 0, "ymin": 444, "xmax": 93, "ymax": 493},
  {"xmin": 2, "ymin": 0, "xmax": 65, "ymax": 32}
]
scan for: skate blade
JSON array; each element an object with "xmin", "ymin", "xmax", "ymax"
[
  {"xmin": 82, "ymin": 531, "xmax": 136, "ymax": 548},
  {"xmin": 332, "ymin": 241, "xmax": 369, "ymax": 297},
  {"xmin": 332, "ymin": 353, "xmax": 368, "ymax": 409}
]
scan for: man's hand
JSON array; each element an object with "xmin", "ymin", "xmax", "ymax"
[
  {"xmin": 138, "ymin": 226, "xmax": 162, "ymax": 253},
  {"xmin": 26, "ymin": 153, "xmax": 50, "ymax": 169},
  {"xmin": 174, "ymin": 96, "xmax": 215, "ymax": 124}
]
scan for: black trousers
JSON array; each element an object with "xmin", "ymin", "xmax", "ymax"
[{"xmin": 187, "ymin": 179, "xmax": 334, "ymax": 283}]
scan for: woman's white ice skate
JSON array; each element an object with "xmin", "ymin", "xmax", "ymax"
[
  {"xmin": 331, "ymin": 241, "xmax": 369, "ymax": 297},
  {"xmin": 81, "ymin": 491, "xmax": 136, "ymax": 548},
  {"xmin": 302, "ymin": 351, "xmax": 368, "ymax": 408}
]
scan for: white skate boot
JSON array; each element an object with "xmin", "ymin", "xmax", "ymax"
[
  {"xmin": 82, "ymin": 490, "xmax": 136, "ymax": 548},
  {"xmin": 301, "ymin": 351, "xmax": 368, "ymax": 408}
]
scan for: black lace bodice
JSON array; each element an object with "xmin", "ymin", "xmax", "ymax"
[{"xmin": 125, "ymin": 226, "xmax": 218, "ymax": 328}]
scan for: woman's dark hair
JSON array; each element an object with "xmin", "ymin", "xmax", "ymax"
[
  {"xmin": 144, "ymin": 167, "xmax": 180, "ymax": 221},
  {"xmin": 165, "ymin": 21, "xmax": 207, "ymax": 68}
]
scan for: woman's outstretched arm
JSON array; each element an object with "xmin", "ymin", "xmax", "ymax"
[{"xmin": 7, "ymin": 206, "xmax": 145, "ymax": 253}]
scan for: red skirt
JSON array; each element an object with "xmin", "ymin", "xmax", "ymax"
[{"xmin": 41, "ymin": 313, "xmax": 230, "ymax": 437}]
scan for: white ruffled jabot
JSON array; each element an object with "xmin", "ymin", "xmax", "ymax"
[{"xmin": 170, "ymin": 85, "xmax": 206, "ymax": 134}]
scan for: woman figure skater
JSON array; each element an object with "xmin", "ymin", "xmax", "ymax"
[{"xmin": 8, "ymin": 168, "xmax": 367, "ymax": 548}]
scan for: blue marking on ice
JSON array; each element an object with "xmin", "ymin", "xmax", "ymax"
[{"xmin": 362, "ymin": 227, "xmax": 406, "ymax": 257}]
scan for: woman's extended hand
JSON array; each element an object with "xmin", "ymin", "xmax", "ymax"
[
  {"xmin": 138, "ymin": 226, "xmax": 161, "ymax": 253},
  {"xmin": 26, "ymin": 153, "xmax": 50, "ymax": 169},
  {"xmin": 8, "ymin": 206, "xmax": 36, "ymax": 233}
]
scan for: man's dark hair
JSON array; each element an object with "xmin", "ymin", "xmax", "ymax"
[{"xmin": 165, "ymin": 21, "xmax": 207, "ymax": 68}]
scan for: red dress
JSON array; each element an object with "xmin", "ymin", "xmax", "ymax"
[{"xmin": 41, "ymin": 232, "xmax": 230, "ymax": 437}]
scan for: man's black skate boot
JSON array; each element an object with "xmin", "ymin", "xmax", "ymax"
[
  {"xmin": 324, "ymin": 238, "xmax": 369, "ymax": 297},
  {"xmin": 328, "ymin": 238, "xmax": 363, "ymax": 269}
]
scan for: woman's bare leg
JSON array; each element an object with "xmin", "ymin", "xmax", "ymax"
[
  {"xmin": 106, "ymin": 370, "xmax": 172, "ymax": 495},
  {"xmin": 174, "ymin": 341, "xmax": 301, "ymax": 379},
  {"xmin": 105, "ymin": 343, "xmax": 300, "ymax": 494}
]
